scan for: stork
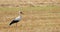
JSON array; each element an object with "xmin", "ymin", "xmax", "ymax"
[{"xmin": 9, "ymin": 11, "xmax": 23, "ymax": 26}]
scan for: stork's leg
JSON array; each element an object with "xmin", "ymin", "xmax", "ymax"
[
  {"xmin": 15, "ymin": 23, "xmax": 17, "ymax": 29},
  {"xmin": 16, "ymin": 23, "xmax": 17, "ymax": 32}
]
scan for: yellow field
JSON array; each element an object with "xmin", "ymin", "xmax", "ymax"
[
  {"xmin": 0, "ymin": 0, "xmax": 60, "ymax": 7},
  {"xmin": 0, "ymin": 0, "xmax": 60, "ymax": 32},
  {"xmin": 0, "ymin": 6, "xmax": 60, "ymax": 32}
]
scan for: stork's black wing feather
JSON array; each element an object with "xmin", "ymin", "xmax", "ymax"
[{"xmin": 9, "ymin": 20, "xmax": 19, "ymax": 25}]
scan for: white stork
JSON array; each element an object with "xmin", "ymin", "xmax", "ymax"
[{"xmin": 9, "ymin": 11, "xmax": 23, "ymax": 25}]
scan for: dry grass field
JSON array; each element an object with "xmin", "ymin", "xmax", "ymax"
[
  {"xmin": 0, "ymin": 0, "xmax": 60, "ymax": 7},
  {"xmin": 0, "ymin": 0, "xmax": 60, "ymax": 32},
  {"xmin": 0, "ymin": 6, "xmax": 60, "ymax": 32}
]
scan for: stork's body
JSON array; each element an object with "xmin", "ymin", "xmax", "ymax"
[
  {"xmin": 9, "ymin": 11, "xmax": 23, "ymax": 25},
  {"xmin": 9, "ymin": 16, "xmax": 22, "ymax": 25}
]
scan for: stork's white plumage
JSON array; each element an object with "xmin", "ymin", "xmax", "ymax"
[
  {"xmin": 14, "ymin": 16, "xmax": 22, "ymax": 21},
  {"xmin": 9, "ymin": 11, "xmax": 23, "ymax": 25}
]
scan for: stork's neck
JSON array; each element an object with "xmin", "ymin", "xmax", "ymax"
[
  {"xmin": 19, "ymin": 13, "xmax": 22, "ymax": 17},
  {"xmin": 18, "ymin": 11, "xmax": 22, "ymax": 17}
]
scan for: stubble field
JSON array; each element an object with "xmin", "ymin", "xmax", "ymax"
[
  {"xmin": 0, "ymin": 0, "xmax": 60, "ymax": 32},
  {"xmin": 0, "ymin": 6, "xmax": 60, "ymax": 32}
]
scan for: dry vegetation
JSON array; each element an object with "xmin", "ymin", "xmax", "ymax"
[
  {"xmin": 0, "ymin": 0, "xmax": 60, "ymax": 7},
  {"xmin": 0, "ymin": 0, "xmax": 60, "ymax": 32},
  {"xmin": 0, "ymin": 6, "xmax": 60, "ymax": 32}
]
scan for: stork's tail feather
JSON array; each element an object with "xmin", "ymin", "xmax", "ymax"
[
  {"xmin": 9, "ymin": 21, "xmax": 14, "ymax": 25},
  {"xmin": 9, "ymin": 20, "xmax": 19, "ymax": 25},
  {"xmin": 9, "ymin": 23, "xmax": 12, "ymax": 25},
  {"xmin": 9, "ymin": 20, "xmax": 17, "ymax": 25}
]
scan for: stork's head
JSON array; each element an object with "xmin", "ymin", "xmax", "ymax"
[{"xmin": 19, "ymin": 11, "xmax": 24, "ymax": 14}]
